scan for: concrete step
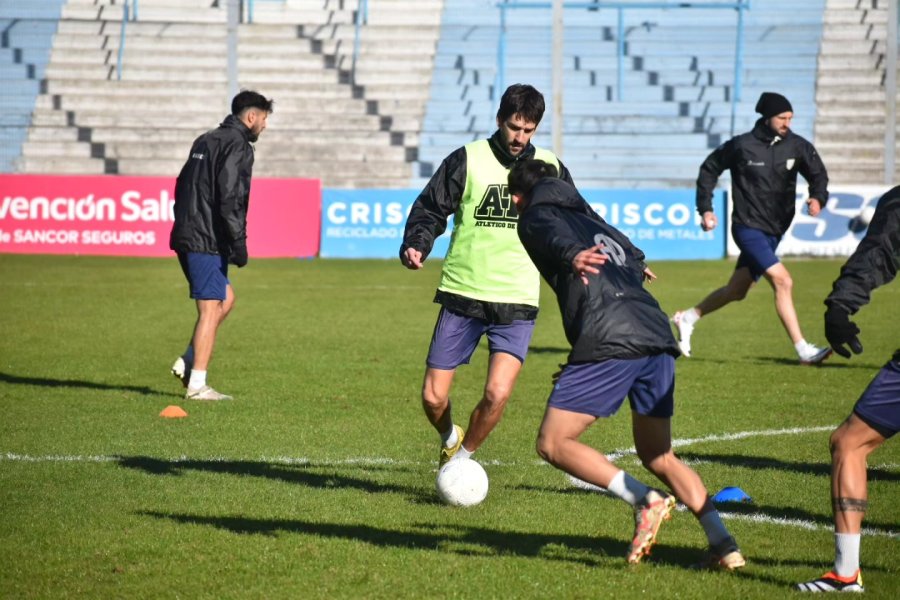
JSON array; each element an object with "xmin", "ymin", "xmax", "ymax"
[
  {"xmin": 17, "ymin": 156, "xmax": 106, "ymax": 174},
  {"xmin": 823, "ymin": 10, "xmax": 888, "ymax": 25},
  {"xmin": 21, "ymin": 140, "xmax": 95, "ymax": 158}
]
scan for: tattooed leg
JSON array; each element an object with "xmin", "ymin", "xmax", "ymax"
[{"xmin": 832, "ymin": 497, "xmax": 869, "ymax": 513}]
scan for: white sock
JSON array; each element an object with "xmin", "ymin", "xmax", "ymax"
[
  {"xmin": 794, "ymin": 339, "xmax": 809, "ymax": 355},
  {"xmin": 454, "ymin": 446, "xmax": 473, "ymax": 461},
  {"xmin": 607, "ymin": 470, "xmax": 650, "ymax": 507},
  {"xmin": 188, "ymin": 369, "xmax": 207, "ymax": 390},
  {"xmin": 441, "ymin": 424, "xmax": 459, "ymax": 448},
  {"xmin": 681, "ymin": 308, "xmax": 700, "ymax": 325},
  {"xmin": 834, "ymin": 533, "xmax": 860, "ymax": 577},
  {"xmin": 183, "ymin": 346, "xmax": 194, "ymax": 364},
  {"xmin": 699, "ymin": 510, "xmax": 731, "ymax": 547}
]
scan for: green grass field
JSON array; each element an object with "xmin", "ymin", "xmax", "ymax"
[{"xmin": 1, "ymin": 254, "xmax": 897, "ymax": 599}]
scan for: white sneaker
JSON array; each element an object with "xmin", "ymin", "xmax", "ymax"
[
  {"xmin": 799, "ymin": 343, "xmax": 832, "ymax": 366},
  {"xmin": 671, "ymin": 311, "xmax": 694, "ymax": 358},
  {"xmin": 185, "ymin": 385, "xmax": 233, "ymax": 401},
  {"xmin": 171, "ymin": 356, "xmax": 191, "ymax": 388}
]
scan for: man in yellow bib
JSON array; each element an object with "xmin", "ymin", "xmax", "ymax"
[{"xmin": 400, "ymin": 84, "xmax": 573, "ymax": 469}]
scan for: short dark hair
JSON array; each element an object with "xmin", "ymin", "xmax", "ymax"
[
  {"xmin": 508, "ymin": 158, "xmax": 558, "ymax": 198},
  {"xmin": 496, "ymin": 84, "xmax": 545, "ymax": 125},
  {"xmin": 231, "ymin": 90, "xmax": 274, "ymax": 116}
]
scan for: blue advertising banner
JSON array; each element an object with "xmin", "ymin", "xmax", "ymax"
[
  {"xmin": 320, "ymin": 189, "xmax": 453, "ymax": 259},
  {"xmin": 321, "ymin": 188, "xmax": 724, "ymax": 260},
  {"xmin": 580, "ymin": 189, "xmax": 725, "ymax": 260}
]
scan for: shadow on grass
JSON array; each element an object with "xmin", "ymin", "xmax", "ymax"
[
  {"xmin": 0, "ymin": 371, "xmax": 169, "ymax": 397},
  {"xmin": 678, "ymin": 451, "xmax": 900, "ymax": 483},
  {"xmin": 139, "ymin": 509, "xmax": 723, "ymax": 569},
  {"xmin": 117, "ymin": 456, "xmax": 432, "ymax": 501},
  {"xmin": 751, "ymin": 357, "xmax": 885, "ymax": 370},
  {"xmin": 516, "ymin": 481, "xmax": 897, "ymax": 539},
  {"xmin": 526, "ymin": 346, "xmax": 569, "ymax": 355}
]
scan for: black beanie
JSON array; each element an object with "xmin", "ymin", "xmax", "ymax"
[{"xmin": 755, "ymin": 92, "xmax": 793, "ymax": 119}]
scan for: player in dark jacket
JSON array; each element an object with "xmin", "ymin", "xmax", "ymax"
[
  {"xmin": 510, "ymin": 158, "xmax": 744, "ymax": 570},
  {"xmin": 169, "ymin": 90, "xmax": 273, "ymax": 401},
  {"xmin": 796, "ymin": 187, "xmax": 900, "ymax": 593},
  {"xmin": 672, "ymin": 92, "xmax": 832, "ymax": 365}
]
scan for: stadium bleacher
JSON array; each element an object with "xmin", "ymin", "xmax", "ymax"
[
  {"xmin": 0, "ymin": 0, "xmax": 63, "ymax": 173},
  {"xmin": 415, "ymin": 0, "xmax": 826, "ymax": 189},
  {"xmin": 1, "ymin": 0, "xmax": 897, "ymax": 187}
]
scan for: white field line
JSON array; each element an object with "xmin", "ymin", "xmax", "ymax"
[
  {"xmin": 716, "ymin": 511, "xmax": 896, "ymax": 539},
  {"xmin": 3, "ymin": 425, "xmax": 839, "ymax": 467},
  {"xmin": 2, "ymin": 425, "xmax": 898, "ymax": 539}
]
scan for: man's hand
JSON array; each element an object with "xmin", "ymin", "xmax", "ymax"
[
  {"xmin": 825, "ymin": 306, "xmax": 863, "ymax": 358},
  {"xmin": 806, "ymin": 197, "xmax": 823, "ymax": 217},
  {"xmin": 700, "ymin": 211, "xmax": 717, "ymax": 232},
  {"xmin": 642, "ymin": 267, "xmax": 657, "ymax": 283},
  {"xmin": 230, "ymin": 241, "xmax": 248, "ymax": 268},
  {"xmin": 401, "ymin": 247, "xmax": 424, "ymax": 270},
  {"xmin": 572, "ymin": 244, "xmax": 609, "ymax": 285}
]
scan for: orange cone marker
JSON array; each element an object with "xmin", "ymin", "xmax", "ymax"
[{"xmin": 159, "ymin": 405, "xmax": 188, "ymax": 418}]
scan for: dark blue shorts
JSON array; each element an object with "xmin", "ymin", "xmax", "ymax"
[
  {"xmin": 426, "ymin": 307, "xmax": 535, "ymax": 370},
  {"xmin": 733, "ymin": 223, "xmax": 781, "ymax": 281},
  {"xmin": 178, "ymin": 252, "xmax": 229, "ymax": 301},
  {"xmin": 853, "ymin": 359, "xmax": 900, "ymax": 439},
  {"xmin": 547, "ymin": 354, "xmax": 675, "ymax": 418}
]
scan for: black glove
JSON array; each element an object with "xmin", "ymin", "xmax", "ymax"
[
  {"xmin": 230, "ymin": 241, "xmax": 248, "ymax": 268},
  {"xmin": 824, "ymin": 306, "xmax": 862, "ymax": 358}
]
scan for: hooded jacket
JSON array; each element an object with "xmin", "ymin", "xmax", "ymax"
[
  {"xmin": 517, "ymin": 178, "xmax": 680, "ymax": 363},
  {"xmin": 825, "ymin": 186, "xmax": 900, "ymax": 361},
  {"xmin": 170, "ymin": 114, "xmax": 255, "ymax": 261},
  {"xmin": 401, "ymin": 130, "xmax": 573, "ymax": 323},
  {"xmin": 696, "ymin": 118, "xmax": 829, "ymax": 237}
]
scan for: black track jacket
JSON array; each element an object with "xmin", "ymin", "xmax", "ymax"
[
  {"xmin": 825, "ymin": 186, "xmax": 900, "ymax": 360},
  {"xmin": 170, "ymin": 114, "xmax": 254, "ymax": 261},
  {"xmin": 697, "ymin": 118, "xmax": 829, "ymax": 237},
  {"xmin": 517, "ymin": 178, "xmax": 680, "ymax": 363}
]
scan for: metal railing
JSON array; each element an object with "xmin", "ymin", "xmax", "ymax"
[
  {"xmin": 116, "ymin": 0, "xmax": 138, "ymax": 80},
  {"xmin": 352, "ymin": 0, "xmax": 369, "ymax": 85},
  {"xmin": 495, "ymin": 1, "xmax": 750, "ymax": 136}
]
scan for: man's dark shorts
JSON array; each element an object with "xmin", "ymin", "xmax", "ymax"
[
  {"xmin": 547, "ymin": 353, "xmax": 675, "ymax": 418},
  {"xmin": 733, "ymin": 223, "xmax": 781, "ymax": 281},
  {"xmin": 426, "ymin": 307, "xmax": 535, "ymax": 370},
  {"xmin": 178, "ymin": 252, "xmax": 229, "ymax": 301},
  {"xmin": 853, "ymin": 358, "xmax": 900, "ymax": 439}
]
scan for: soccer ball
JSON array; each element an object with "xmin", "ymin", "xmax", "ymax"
[{"xmin": 435, "ymin": 458, "xmax": 489, "ymax": 506}]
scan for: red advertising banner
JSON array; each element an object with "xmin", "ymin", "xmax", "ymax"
[{"xmin": 0, "ymin": 174, "xmax": 321, "ymax": 258}]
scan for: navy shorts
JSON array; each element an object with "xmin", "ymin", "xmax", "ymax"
[
  {"xmin": 733, "ymin": 223, "xmax": 781, "ymax": 281},
  {"xmin": 426, "ymin": 307, "xmax": 535, "ymax": 370},
  {"xmin": 852, "ymin": 359, "xmax": 900, "ymax": 439},
  {"xmin": 547, "ymin": 353, "xmax": 675, "ymax": 418},
  {"xmin": 178, "ymin": 252, "xmax": 229, "ymax": 301}
]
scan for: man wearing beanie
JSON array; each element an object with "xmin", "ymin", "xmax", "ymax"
[{"xmin": 671, "ymin": 91, "xmax": 832, "ymax": 365}]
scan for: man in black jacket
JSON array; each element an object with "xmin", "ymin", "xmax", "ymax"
[
  {"xmin": 672, "ymin": 92, "xmax": 832, "ymax": 365},
  {"xmin": 509, "ymin": 158, "xmax": 744, "ymax": 569},
  {"xmin": 399, "ymin": 84, "xmax": 573, "ymax": 469},
  {"xmin": 169, "ymin": 90, "xmax": 273, "ymax": 401},
  {"xmin": 796, "ymin": 188, "xmax": 899, "ymax": 593}
]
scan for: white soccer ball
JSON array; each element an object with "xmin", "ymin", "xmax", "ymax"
[{"xmin": 436, "ymin": 458, "xmax": 489, "ymax": 507}]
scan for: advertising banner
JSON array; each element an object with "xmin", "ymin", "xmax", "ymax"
[
  {"xmin": 320, "ymin": 188, "xmax": 725, "ymax": 261},
  {"xmin": 0, "ymin": 174, "xmax": 321, "ymax": 258},
  {"xmin": 320, "ymin": 189, "xmax": 453, "ymax": 259},
  {"xmin": 726, "ymin": 185, "xmax": 890, "ymax": 257},
  {"xmin": 580, "ymin": 189, "xmax": 726, "ymax": 260}
]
